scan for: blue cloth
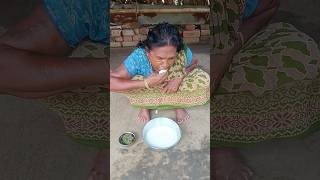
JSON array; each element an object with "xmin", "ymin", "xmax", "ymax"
[
  {"xmin": 44, "ymin": 0, "xmax": 109, "ymax": 48},
  {"xmin": 243, "ymin": 0, "xmax": 260, "ymax": 19},
  {"xmin": 123, "ymin": 47, "xmax": 193, "ymax": 78}
]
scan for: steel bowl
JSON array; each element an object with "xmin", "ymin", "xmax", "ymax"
[{"xmin": 118, "ymin": 131, "xmax": 136, "ymax": 147}]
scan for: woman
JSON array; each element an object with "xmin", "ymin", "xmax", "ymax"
[
  {"xmin": 111, "ymin": 22, "xmax": 210, "ymax": 123},
  {"xmin": 211, "ymin": 0, "xmax": 320, "ymax": 179}
]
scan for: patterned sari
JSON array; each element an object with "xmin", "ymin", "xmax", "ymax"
[{"xmin": 211, "ymin": 0, "xmax": 320, "ymax": 147}]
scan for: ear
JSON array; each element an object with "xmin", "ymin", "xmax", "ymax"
[
  {"xmin": 145, "ymin": 50, "xmax": 151, "ymax": 60},
  {"xmin": 145, "ymin": 49, "xmax": 150, "ymax": 55},
  {"xmin": 145, "ymin": 46, "xmax": 151, "ymax": 53}
]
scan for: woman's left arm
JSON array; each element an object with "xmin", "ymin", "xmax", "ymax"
[
  {"xmin": 161, "ymin": 55, "xmax": 198, "ymax": 93},
  {"xmin": 186, "ymin": 57, "xmax": 198, "ymax": 74}
]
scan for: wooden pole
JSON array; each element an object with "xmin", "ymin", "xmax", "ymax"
[{"xmin": 110, "ymin": 7, "xmax": 210, "ymax": 14}]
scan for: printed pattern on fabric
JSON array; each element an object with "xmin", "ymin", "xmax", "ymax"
[{"xmin": 211, "ymin": 0, "xmax": 320, "ymax": 147}]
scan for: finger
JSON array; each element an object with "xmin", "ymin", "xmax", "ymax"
[
  {"xmin": 156, "ymin": 75, "xmax": 166, "ymax": 84},
  {"xmin": 161, "ymin": 81, "xmax": 168, "ymax": 88},
  {"xmin": 160, "ymin": 72, "xmax": 169, "ymax": 80},
  {"xmin": 170, "ymin": 87, "xmax": 177, "ymax": 93},
  {"xmin": 160, "ymin": 76, "xmax": 168, "ymax": 84},
  {"xmin": 180, "ymin": 114, "xmax": 190, "ymax": 123},
  {"xmin": 168, "ymin": 87, "xmax": 175, "ymax": 93},
  {"xmin": 164, "ymin": 87, "xmax": 170, "ymax": 94},
  {"xmin": 161, "ymin": 86, "xmax": 168, "ymax": 93},
  {"xmin": 142, "ymin": 117, "xmax": 146, "ymax": 123},
  {"xmin": 161, "ymin": 86, "xmax": 165, "ymax": 92},
  {"xmin": 138, "ymin": 114, "xmax": 145, "ymax": 123},
  {"xmin": 138, "ymin": 116, "xmax": 142, "ymax": 123},
  {"xmin": 140, "ymin": 116, "xmax": 144, "ymax": 123},
  {"xmin": 161, "ymin": 83, "xmax": 168, "ymax": 89},
  {"xmin": 168, "ymin": 86, "xmax": 176, "ymax": 93}
]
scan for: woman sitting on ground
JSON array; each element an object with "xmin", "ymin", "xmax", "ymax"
[{"xmin": 111, "ymin": 22, "xmax": 210, "ymax": 123}]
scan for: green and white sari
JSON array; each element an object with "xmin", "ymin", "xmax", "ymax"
[{"xmin": 211, "ymin": 0, "xmax": 320, "ymax": 146}]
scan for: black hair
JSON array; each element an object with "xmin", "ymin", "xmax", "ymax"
[{"xmin": 137, "ymin": 22, "xmax": 184, "ymax": 52}]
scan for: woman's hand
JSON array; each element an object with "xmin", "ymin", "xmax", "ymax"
[
  {"xmin": 185, "ymin": 58, "xmax": 198, "ymax": 74},
  {"xmin": 160, "ymin": 58, "xmax": 198, "ymax": 94},
  {"xmin": 161, "ymin": 78, "xmax": 183, "ymax": 93},
  {"xmin": 145, "ymin": 72, "xmax": 168, "ymax": 88}
]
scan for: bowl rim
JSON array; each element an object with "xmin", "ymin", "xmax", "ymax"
[
  {"xmin": 142, "ymin": 117, "xmax": 181, "ymax": 150},
  {"xmin": 119, "ymin": 131, "xmax": 136, "ymax": 147}
]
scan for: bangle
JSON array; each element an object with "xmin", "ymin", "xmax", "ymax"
[{"xmin": 144, "ymin": 79, "xmax": 151, "ymax": 90}]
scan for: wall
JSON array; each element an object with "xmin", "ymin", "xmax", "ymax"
[{"xmin": 110, "ymin": 23, "xmax": 210, "ymax": 48}]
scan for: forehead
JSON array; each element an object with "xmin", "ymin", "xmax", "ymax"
[{"xmin": 150, "ymin": 45, "xmax": 177, "ymax": 57}]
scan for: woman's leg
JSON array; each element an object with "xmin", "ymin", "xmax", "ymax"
[
  {"xmin": 175, "ymin": 108, "xmax": 190, "ymax": 123},
  {"xmin": 138, "ymin": 108, "xmax": 151, "ymax": 123}
]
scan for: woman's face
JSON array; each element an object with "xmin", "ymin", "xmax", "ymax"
[{"xmin": 146, "ymin": 45, "xmax": 177, "ymax": 72}]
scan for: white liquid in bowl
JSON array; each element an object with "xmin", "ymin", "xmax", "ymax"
[
  {"xmin": 143, "ymin": 117, "xmax": 181, "ymax": 150},
  {"xmin": 145, "ymin": 126, "xmax": 179, "ymax": 149}
]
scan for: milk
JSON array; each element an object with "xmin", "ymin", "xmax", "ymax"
[{"xmin": 146, "ymin": 126, "xmax": 178, "ymax": 148}]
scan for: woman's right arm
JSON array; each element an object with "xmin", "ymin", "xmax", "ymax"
[
  {"xmin": 110, "ymin": 63, "xmax": 168, "ymax": 92},
  {"xmin": 110, "ymin": 64, "xmax": 145, "ymax": 92}
]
